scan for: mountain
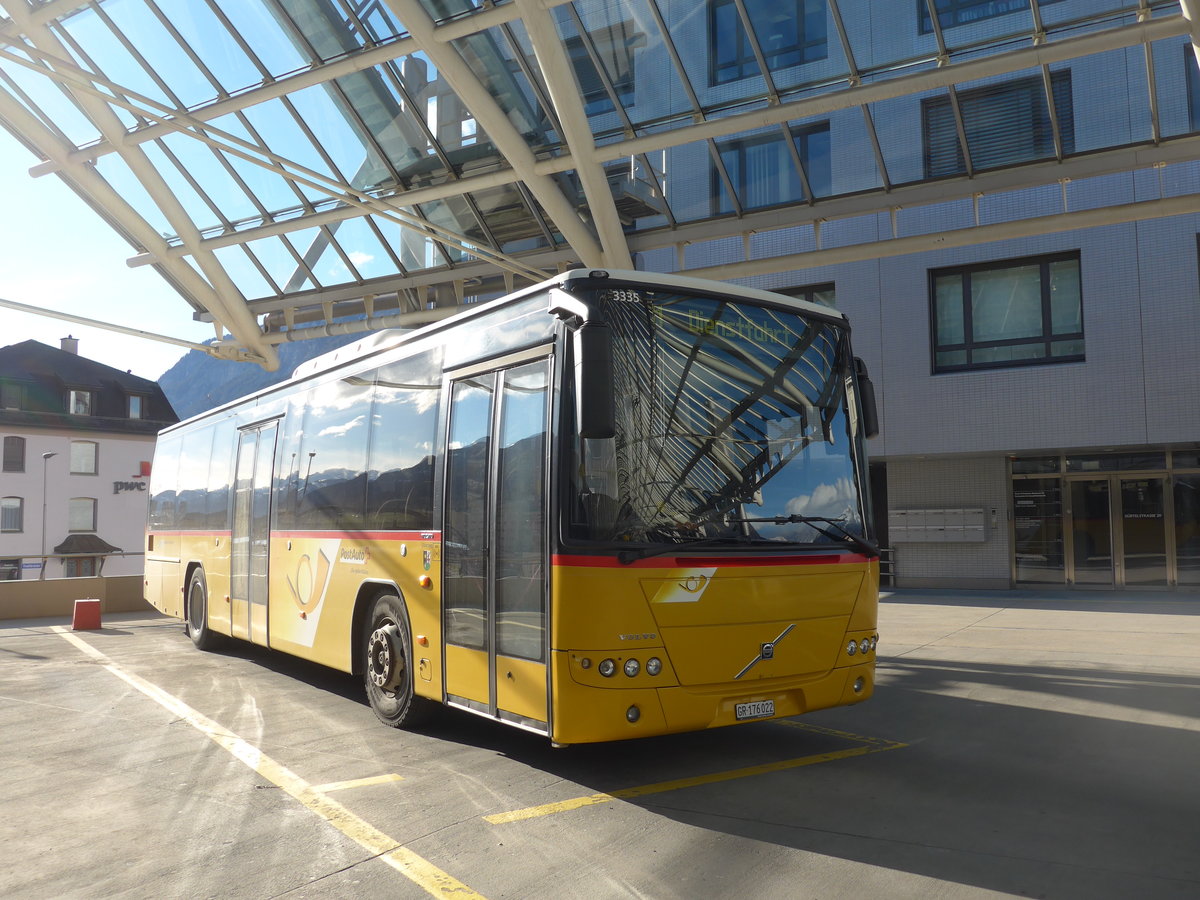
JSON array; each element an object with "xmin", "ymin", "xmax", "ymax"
[{"xmin": 159, "ymin": 333, "xmax": 361, "ymax": 420}]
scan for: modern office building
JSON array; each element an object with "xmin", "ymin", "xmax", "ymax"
[
  {"xmin": 1, "ymin": 1, "xmax": 1197, "ymax": 590},
  {"xmin": 0, "ymin": 338, "xmax": 178, "ymax": 580}
]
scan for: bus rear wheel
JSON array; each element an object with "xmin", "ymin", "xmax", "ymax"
[
  {"xmin": 186, "ymin": 568, "xmax": 221, "ymax": 651},
  {"xmin": 363, "ymin": 593, "xmax": 436, "ymax": 729}
]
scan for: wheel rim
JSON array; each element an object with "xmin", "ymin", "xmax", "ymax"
[
  {"xmin": 367, "ymin": 621, "xmax": 405, "ymax": 692},
  {"xmin": 188, "ymin": 582, "xmax": 203, "ymax": 631}
]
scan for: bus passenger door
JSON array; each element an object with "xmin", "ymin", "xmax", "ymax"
[
  {"xmin": 443, "ymin": 358, "xmax": 550, "ymax": 733},
  {"xmin": 231, "ymin": 420, "xmax": 278, "ymax": 645}
]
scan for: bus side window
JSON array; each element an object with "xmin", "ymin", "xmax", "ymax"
[
  {"xmin": 206, "ymin": 418, "xmax": 235, "ymax": 532},
  {"xmin": 296, "ymin": 376, "xmax": 374, "ymax": 530},
  {"xmin": 365, "ymin": 348, "xmax": 443, "ymax": 532},
  {"xmin": 149, "ymin": 434, "xmax": 182, "ymax": 530}
]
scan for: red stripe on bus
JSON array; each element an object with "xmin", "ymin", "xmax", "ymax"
[
  {"xmin": 551, "ymin": 553, "xmax": 871, "ymax": 568},
  {"xmin": 271, "ymin": 532, "xmax": 441, "ymax": 540}
]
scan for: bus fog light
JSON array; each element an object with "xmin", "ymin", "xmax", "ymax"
[
  {"xmin": 624, "ymin": 658, "xmax": 640, "ymax": 677},
  {"xmin": 846, "ymin": 640, "xmax": 857, "ymax": 656},
  {"xmin": 626, "ymin": 705, "xmax": 640, "ymax": 723},
  {"xmin": 646, "ymin": 657, "xmax": 662, "ymax": 676},
  {"xmin": 598, "ymin": 658, "xmax": 616, "ymax": 677},
  {"xmin": 859, "ymin": 638, "xmax": 871, "ymax": 655},
  {"xmin": 853, "ymin": 677, "xmax": 865, "ymax": 693}
]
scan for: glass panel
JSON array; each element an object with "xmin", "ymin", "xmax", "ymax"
[
  {"xmin": 295, "ymin": 377, "xmax": 373, "ymax": 529},
  {"xmin": 1013, "ymin": 478, "xmax": 1065, "ymax": 584},
  {"xmin": 1071, "ymin": 480, "xmax": 1113, "ymax": 586},
  {"xmin": 68, "ymin": 498, "xmax": 97, "ymax": 532},
  {"xmin": 249, "ymin": 423, "xmax": 277, "ymax": 608},
  {"xmin": 1174, "ymin": 451, "xmax": 1200, "ymax": 469},
  {"xmin": 934, "ymin": 275, "xmax": 965, "ymax": 345},
  {"xmin": 444, "ymin": 374, "xmax": 494, "ymax": 649},
  {"xmin": 365, "ymin": 349, "xmax": 443, "ymax": 531},
  {"xmin": 231, "ymin": 430, "xmax": 258, "ymax": 601},
  {"xmin": 1012, "ymin": 457, "xmax": 1060, "ymax": 475},
  {"xmin": 1121, "ymin": 478, "xmax": 1167, "ymax": 586},
  {"xmin": 0, "ymin": 499, "xmax": 22, "ymax": 533},
  {"xmin": 971, "ymin": 264, "xmax": 1042, "ymax": 342},
  {"xmin": 495, "ymin": 361, "xmax": 548, "ymax": 662},
  {"xmin": 1173, "ymin": 475, "xmax": 1200, "ymax": 586},
  {"xmin": 1049, "ymin": 259, "xmax": 1082, "ymax": 335}
]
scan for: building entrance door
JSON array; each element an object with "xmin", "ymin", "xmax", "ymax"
[
  {"xmin": 1069, "ymin": 479, "xmax": 1113, "ymax": 587},
  {"xmin": 1066, "ymin": 476, "xmax": 1169, "ymax": 588}
]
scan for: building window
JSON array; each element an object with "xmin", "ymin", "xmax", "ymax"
[
  {"xmin": 1, "ymin": 497, "xmax": 23, "ymax": 533},
  {"xmin": 714, "ymin": 122, "xmax": 831, "ymax": 213},
  {"xmin": 0, "ymin": 558, "xmax": 19, "ymax": 581},
  {"xmin": 70, "ymin": 441, "xmax": 99, "ymax": 475},
  {"xmin": 781, "ymin": 282, "xmax": 836, "ymax": 308},
  {"xmin": 64, "ymin": 557, "xmax": 98, "ymax": 577},
  {"xmin": 931, "ymin": 251, "xmax": 1083, "ymax": 372},
  {"xmin": 0, "ymin": 380, "xmax": 23, "ymax": 410},
  {"xmin": 69, "ymin": 497, "xmax": 97, "ymax": 532},
  {"xmin": 3, "ymin": 436, "xmax": 25, "ymax": 472},
  {"xmin": 128, "ymin": 395, "xmax": 145, "ymax": 419},
  {"xmin": 709, "ymin": 0, "xmax": 827, "ymax": 86},
  {"xmin": 923, "ymin": 71, "xmax": 1073, "ymax": 179},
  {"xmin": 919, "ymin": 0, "xmax": 1065, "ymax": 33},
  {"xmin": 68, "ymin": 389, "xmax": 94, "ymax": 416}
]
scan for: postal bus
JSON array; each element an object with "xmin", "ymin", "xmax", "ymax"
[{"xmin": 144, "ymin": 269, "xmax": 881, "ymax": 745}]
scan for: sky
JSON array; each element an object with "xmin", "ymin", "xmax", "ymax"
[{"xmin": 0, "ymin": 131, "xmax": 215, "ymax": 381}]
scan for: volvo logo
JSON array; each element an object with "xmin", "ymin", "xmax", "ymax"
[{"xmin": 734, "ymin": 624, "xmax": 796, "ymax": 679}]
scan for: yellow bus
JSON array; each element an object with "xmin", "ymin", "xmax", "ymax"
[{"xmin": 145, "ymin": 269, "xmax": 881, "ymax": 745}]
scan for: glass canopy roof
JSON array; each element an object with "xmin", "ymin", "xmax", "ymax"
[{"xmin": 0, "ymin": 0, "xmax": 1196, "ymax": 368}]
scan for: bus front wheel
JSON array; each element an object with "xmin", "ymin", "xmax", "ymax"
[
  {"xmin": 363, "ymin": 593, "xmax": 436, "ymax": 729},
  {"xmin": 186, "ymin": 568, "xmax": 221, "ymax": 651}
]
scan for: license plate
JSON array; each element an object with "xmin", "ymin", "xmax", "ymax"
[{"xmin": 735, "ymin": 699, "xmax": 775, "ymax": 721}]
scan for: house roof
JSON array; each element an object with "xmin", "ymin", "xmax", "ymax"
[{"xmin": 0, "ymin": 340, "xmax": 178, "ymax": 435}]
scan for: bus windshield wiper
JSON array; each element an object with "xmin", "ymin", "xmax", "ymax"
[{"xmin": 728, "ymin": 514, "xmax": 879, "ymax": 557}]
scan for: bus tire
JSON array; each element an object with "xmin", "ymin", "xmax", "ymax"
[
  {"xmin": 364, "ymin": 593, "xmax": 436, "ymax": 729},
  {"xmin": 186, "ymin": 568, "xmax": 221, "ymax": 651}
]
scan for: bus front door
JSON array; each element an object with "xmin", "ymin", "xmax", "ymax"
[
  {"xmin": 231, "ymin": 420, "xmax": 278, "ymax": 645},
  {"xmin": 443, "ymin": 358, "xmax": 550, "ymax": 734}
]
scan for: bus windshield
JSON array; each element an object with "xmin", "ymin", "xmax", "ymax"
[{"xmin": 567, "ymin": 286, "xmax": 869, "ymax": 553}]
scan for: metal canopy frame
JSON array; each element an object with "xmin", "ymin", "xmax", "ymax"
[{"xmin": 0, "ymin": 0, "xmax": 1195, "ymax": 367}]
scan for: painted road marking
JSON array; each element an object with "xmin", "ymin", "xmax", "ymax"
[
  {"xmin": 484, "ymin": 721, "xmax": 906, "ymax": 825},
  {"xmin": 311, "ymin": 773, "xmax": 405, "ymax": 793},
  {"xmin": 52, "ymin": 627, "xmax": 486, "ymax": 900}
]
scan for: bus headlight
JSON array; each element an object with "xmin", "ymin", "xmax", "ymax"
[
  {"xmin": 846, "ymin": 640, "xmax": 857, "ymax": 656},
  {"xmin": 646, "ymin": 657, "xmax": 662, "ymax": 676},
  {"xmin": 859, "ymin": 639, "xmax": 871, "ymax": 655},
  {"xmin": 623, "ymin": 658, "xmax": 640, "ymax": 677},
  {"xmin": 598, "ymin": 658, "xmax": 616, "ymax": 677}
]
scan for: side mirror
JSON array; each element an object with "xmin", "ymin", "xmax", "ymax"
[
  {"xmin": 575, "ymin": 322, "xmax": 615, "ymax": 439},
  {"xmin": 854, "ymin": 357, "xmax": 880, "ymax": 439}
]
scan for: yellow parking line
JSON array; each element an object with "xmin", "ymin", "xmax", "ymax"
[
  {"xmin": 311, "ymin": 773, "xmax": 405, "ymax": 793},
  {"xmin": 53, "ymin": 628, "xmax": 486, "ymax": 900},
  {"xmin": 485, "ymin": 733, "xmax": 906, "ymax": 825}
]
